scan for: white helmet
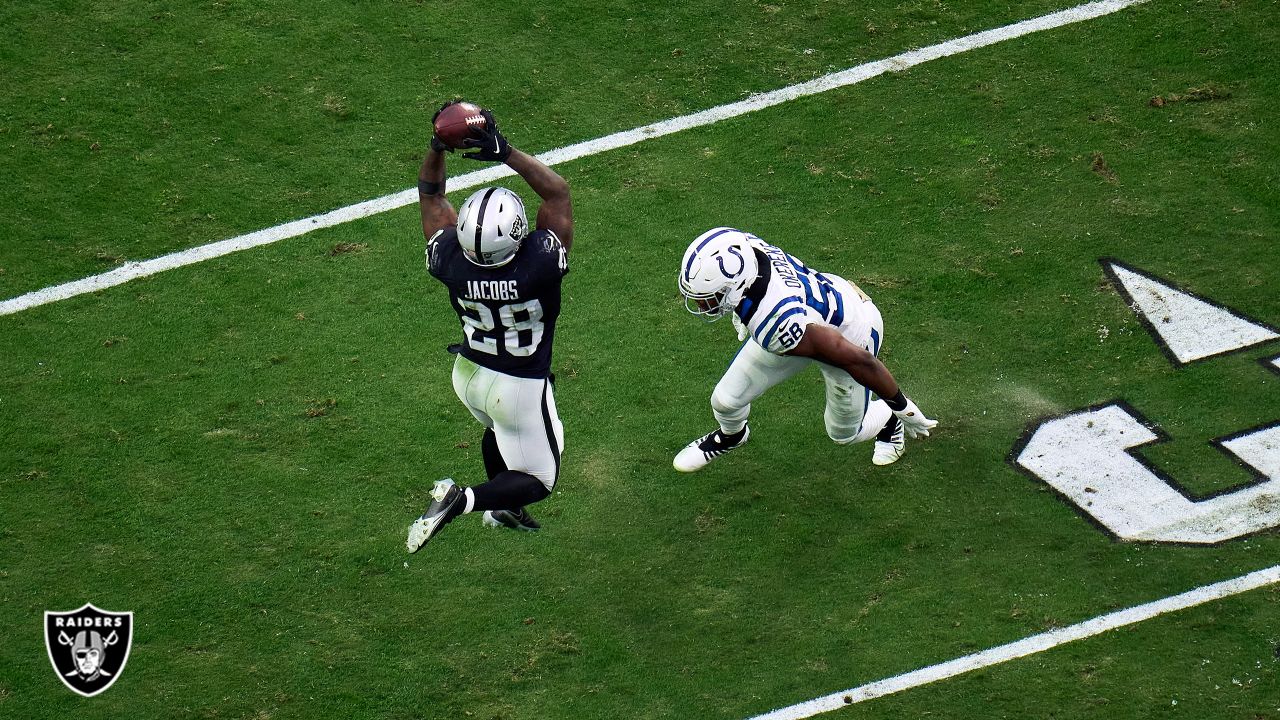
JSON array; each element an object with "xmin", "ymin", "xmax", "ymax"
[
  {"xmin": 456, "ymin": 187, "xmax": 529, "ymax": 267},
  {"xmin": 678, "ymin": 227, "xmax": 759, "ymax": 321}
]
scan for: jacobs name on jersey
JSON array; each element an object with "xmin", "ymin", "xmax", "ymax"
[
  {"xmin": 427, "ymin": 226, "xmax": 569, "ymax": 380},
  {"xmin": 464, "ymin": 280, "xmax": 520, "ymax": 301}
]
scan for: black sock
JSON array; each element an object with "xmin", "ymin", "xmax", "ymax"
[
  {"xmin": 877, "ymin": 416, "xmax": 901, "ymax": 443},
  {"xmin": 469, "ymin": 470, "xmax": 551, "ymax": 512},
  {"xmin": 481, "ymin": 428, "xmax": 509, "ymax": 480}
]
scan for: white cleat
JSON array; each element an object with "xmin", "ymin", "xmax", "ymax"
[
  {"xmin": 872, "ymin": 419, "xmax": 905, "ymax": 466},
  {"xmin": 673, "ymin": 425, "xmax": 750, "ymax": 472}
]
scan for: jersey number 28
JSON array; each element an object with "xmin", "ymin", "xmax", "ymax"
[{"xmin": 456, "ymin": 298, "xmax": 545, "ymax": 357}]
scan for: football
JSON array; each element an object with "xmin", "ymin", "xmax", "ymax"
[{"xmin": 433, "ymin": 101, "xmax": 487, "ymax": 149}]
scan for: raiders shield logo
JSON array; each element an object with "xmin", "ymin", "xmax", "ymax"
[{"xmin": 44, "ymin": 603, "xmax": 133, "ymax": 697}]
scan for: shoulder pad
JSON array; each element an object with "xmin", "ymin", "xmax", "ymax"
[
  {"xmin": 531, "ymin": 229, "xmax": 568, "ymax": 274},
  {"xmin": 426, "ymin": 227, "xmax": 452, "ymax": 276}
]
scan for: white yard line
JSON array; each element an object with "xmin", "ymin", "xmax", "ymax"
[
  {"xmin": 747, "ymin": 564, "xmax": 1280, "ymax": 719},
  {"xmin": 0, "ymin": 0, "xmax": 1146, "ymax": 317}
]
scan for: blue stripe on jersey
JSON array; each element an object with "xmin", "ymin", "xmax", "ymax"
[
  {"xmin": 755, "ymin": 297, "xmax": 802, "ymax": 337},
  {"xmin": 830, "ymin": 284, "xmax": 845, "ymax": 327},
  {"xmin": 761, "ymin": 307, "xmax": 806, "ymax": 348},
  {"xmin": 814, "ymin": 272, "xmax": 845, "ymax": 326},
  {"xmin": 857, "ymin": 327, "xmax": 882, "ymax": 435},
  {"xmin": 683, "ymin": 228, "xmax": 736, "ymax": 281}
]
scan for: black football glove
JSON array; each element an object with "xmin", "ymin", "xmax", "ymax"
[
  {"xmin": 430, "ymin": 99, "xmax": 460, "ymax": 153},
  {"xmin": 462, "ymin": 110, "xmax": 513, "ymax": 163}
]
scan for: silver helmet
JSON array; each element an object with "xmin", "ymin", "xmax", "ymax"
[{"xmin": 456, "ymin": 187, "xmax": 529, "ymax": 267}]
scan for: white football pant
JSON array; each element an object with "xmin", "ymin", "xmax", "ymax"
[
  {"xmin": 451, "ymin": 355, "xmax": 564, "ymax": 490},
  {"xmin": 711, "ymin": 305, "xmax": 891, "ymax": 444}
]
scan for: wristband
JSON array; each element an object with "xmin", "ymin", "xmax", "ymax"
[
  {"xmin": 418, "ymin": 179, "xmax": 444, "ymax": 196},
  {"xmin": 885, "ymin": 389, "xmax": 908, "ymax": 412}
]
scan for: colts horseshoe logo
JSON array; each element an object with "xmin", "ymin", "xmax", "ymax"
[{"xmin": 716, "ymin": 246, "xmax": 745, "ymax": 278}]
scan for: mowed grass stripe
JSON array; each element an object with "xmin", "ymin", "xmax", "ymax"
[{"xmin": 0, "ymin": 0, "xmax": 1145, "ymax": 318}]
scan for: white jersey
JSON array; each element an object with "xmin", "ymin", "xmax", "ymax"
[{"xmin": 733, "ymin": 234, "xmax": 877, "ymax": 355}]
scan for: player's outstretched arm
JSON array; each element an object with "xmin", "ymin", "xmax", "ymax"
[
  {"xmin": 419, "ymin": 102, "xmax": 460, "ymax": 241},
  {"xmin": 461, "ymin": 110, "xmax": 573, "ymax": 252},
  {"xmin": 788, "ymin": 324, "xmax": 938, "ymax": 437},
  {"xmin": 419, "ymin": 144, "xmax": 457, "ymax": 241},
  {"xmin": 505, "ymin": 149, "xmax": 573, "ymax": 253}
]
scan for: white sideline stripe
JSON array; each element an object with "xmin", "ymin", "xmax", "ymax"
[
  {"xmin": 746, "ymin": 564, "xmax": 1280, "ymax": 719},
  {"xmin": 0, "ymin": 0, "xmax": 1145, "ymax": 317}
]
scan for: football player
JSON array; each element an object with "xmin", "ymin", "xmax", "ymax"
[
  {"xmin": 407, "ymin": 102, "xmax": 573, "ymax": 553},
  {"xmin": 674, "ymin": 227, "xmax": 937, "ymax": 471}
]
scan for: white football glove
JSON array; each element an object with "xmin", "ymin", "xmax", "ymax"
[
  {"xmin": 893, "ymin": 397, "xmax": 938, "ymax": 439},
  {"xmin": 730, "ymin": 312, "xmax": 750, "ymax": 342}
]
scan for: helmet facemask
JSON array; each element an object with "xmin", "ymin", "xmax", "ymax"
[{"xmin": 681, "ymin": 286, "xmax": 731, "ymax": 321}]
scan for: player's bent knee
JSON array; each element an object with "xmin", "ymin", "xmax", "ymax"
[
  {"xmin": 531, "ymin": 469, "xmax": 556, "ymax": 495},
  {"xmin": 825, "ymin": 414, "xmax": 862, "ymax": 445},
  {"xmin": 488, "ymin": 469, "xmax": 553, "ymax": 507},
  {"xmin": 711, "ymin": 385, "xmax": 746, "ymax": 415},
  {"xmin": 515, "ymin": 464, "xmax": 557, "ymax": 495},
  {"xmin": 841, "ymin": 422, "xmax": 883, "ymax": 445},
  {"xmin": 826, "ymin": 425, "xmax": 860, "ymax": 445},
  {"xmin": 521, "ymin": 473, "xmax": 553, "ymax": 503}
]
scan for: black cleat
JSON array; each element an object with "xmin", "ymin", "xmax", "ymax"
[
  {"xmin": 482, "ymin": 507, "xmax": 541, "ymax": 531},
  {"xmin": 406, "ymin": 478, "xmax": 466, "ymax": 553}
]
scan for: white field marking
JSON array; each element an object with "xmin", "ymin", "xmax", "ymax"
[
  {"xmin": 0, "ymin": 0, "xmax": 1146, "ymax": 318},
  {"xmin": 1017, "ymin": 405, "xmax": 1280, "ymax": 543},
  {"xmin": 1105, "ymin": 262, "xmax": 1279, "ymax": 364},
  {"xmin": 747, "ymin": 564, "xmax": 1280, "ymax": 720}
]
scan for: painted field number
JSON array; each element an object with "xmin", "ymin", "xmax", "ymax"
[
  {"xmin": 1012, "ymin": 261, "xmax": 1279, "ymax": 545},
  {"xmin": 1015, "ymin": 405, "xmax": 1280, "ymax": 544}
]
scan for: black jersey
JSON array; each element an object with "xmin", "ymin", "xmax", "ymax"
[{"xmin": 427, "ymin": 227, "xmax": 569, "ymax": 379}]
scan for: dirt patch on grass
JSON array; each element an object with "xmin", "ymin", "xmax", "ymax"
[
  {"xmin": 859, "ymin": 273, "xmax": 911, "ymax": 289},
  {"xmin": 322, "ymin": 94, "xmax": 351, "ymax": 120},
  {"xmin": 694, "ymin": 507, "xmax": 726, "ymax": 534},
  {"xmin": 1090, "ymin": 152, "xmax": 1117, "ymax": 183},
  {"xmin": 1148, "ymin": 85, "xmax": 1232, "ymax": 107},
  {"xmin": 305, "ymin": 398, "xmax": 337, "ymax": 418},
  {"xmin": 328, "ymin": 242, "xmax": 367, "ymax": 257}
]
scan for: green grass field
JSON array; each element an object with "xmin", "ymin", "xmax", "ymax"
[{"xmin": 2, "ymin": 0, "xmax": 1278, "ymax": 718}]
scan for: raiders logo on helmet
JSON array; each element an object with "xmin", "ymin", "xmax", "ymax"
[{"xmin": 44, "ymin": 603, "xmax": 134, "ymax": 697}]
